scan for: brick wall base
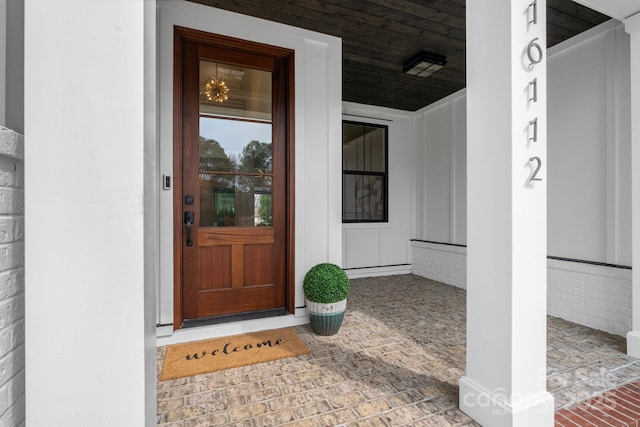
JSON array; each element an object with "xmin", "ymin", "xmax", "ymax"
[
  {"xmin": 411, "ymin": 241, "xmax": 467, "ymax": 289},
  {"xmin": 0, "ymin": 126, "xmax": 24, "ymax": 426},
  {"xmin": 411, "ymin": 240, "xmax": 632, "ymax": 337}
]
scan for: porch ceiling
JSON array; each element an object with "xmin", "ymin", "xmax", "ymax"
[{"xmin": 188, "ymin": 0, "xmax": 609, "ymax": 111}]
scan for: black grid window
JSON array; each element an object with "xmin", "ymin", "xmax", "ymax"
[{"xmin": 342, "ymin": 121, "xmax": 388, "ymax": 223}]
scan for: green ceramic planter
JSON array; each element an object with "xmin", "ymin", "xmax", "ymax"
[{"xmin": 306, "ymin": 299, "xmax": 347, "ymax": 336}]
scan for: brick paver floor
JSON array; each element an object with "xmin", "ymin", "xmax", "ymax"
[{"xmin": 157, "ymin": 274, "xmax": 640, "ymax": 426}]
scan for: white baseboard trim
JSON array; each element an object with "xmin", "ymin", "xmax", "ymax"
[
  {"xmin": 344, "ymin": 264, "xmax": 412, "ymax": 279},
  {"xmin": 156, "ymin": 312, "xmax": 310, "ymax": 346}
]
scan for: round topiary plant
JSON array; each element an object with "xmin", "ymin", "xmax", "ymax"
[
  {"xmin": 303, "ymin": 263, "xmax": 350, "ymax": 336},
  {"xmin": 303, "ymin": 263, "xmax": 350, "ymax": 304}
]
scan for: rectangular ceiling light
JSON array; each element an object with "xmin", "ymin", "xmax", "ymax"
[{"xmin": 403, "ymin": 51, "xmax": 447, "ymax": 77}]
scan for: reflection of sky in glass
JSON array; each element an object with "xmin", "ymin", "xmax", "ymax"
[{"xmin": 200, "ymin": 118, "xmax": 272, "ymax": 159}]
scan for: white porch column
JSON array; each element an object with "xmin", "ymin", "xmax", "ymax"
[
  {"xmin": 460, "ymin": 1, "xmax": 554, "ymax": 426},
  {"xmin": 25, "ymin": 0, "xmax": 155, "ymax": 425},
  {"xmin": 625, "ymin": 12, "xmax": 640, "ymax": 358}
]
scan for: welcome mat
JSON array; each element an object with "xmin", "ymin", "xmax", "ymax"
[{"xmin": 160, "ymin": 327, "xmax": 310, "ymax": 381}]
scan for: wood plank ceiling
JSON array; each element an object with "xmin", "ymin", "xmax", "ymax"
[{"xmin": 188, "ymin": 0, "xmax": 610, "ymax": 111}]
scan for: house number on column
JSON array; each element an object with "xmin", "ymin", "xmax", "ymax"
[
  {"xmin": 527, "ymin": 156, "xmax": 542, "ymax": 182},
  {"xmin": 526, "ymin": 0, "xmax": 543, "ymax": 186},
  {"xmin": 528, "ymin": 78, "xmax": 537, "ymax": 103}
]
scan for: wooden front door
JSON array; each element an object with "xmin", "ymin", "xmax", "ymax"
[{"xmin": 174, "ymin": 28, "xmax": 294, "ymax": 327}]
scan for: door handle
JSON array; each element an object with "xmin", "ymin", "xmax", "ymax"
[{"xmin": 184, "ymin": 211, "xmax": 195, "ymax": 246}]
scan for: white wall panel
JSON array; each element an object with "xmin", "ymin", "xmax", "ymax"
[
  {"xmin": 545, "ymin": 21, "xmax": 631, "ymax": 265},
  {"xmin": 547, "ymin": 31, "xmax": 608, "ymax": 262},
  {"xmin": 379, "ymin": 227, "xmax": 408, "ymax": 266},
  {"xmin": 423, "ymin": 103, "xmax": 451, "ymax": 242},
  {"xmin": 345, "ymin": 228, "xmax": 380, "ymax": 268},
  {"xmin": 614, "ymin": 26, "xmax": 632, "ymax": 266},
  {"xmin": 452, "ymin": 96, "xmax": 467, "ymax": 245},
  {"xmin": 415, "ymin": 91, "xmax": 467, "ymax": 245}
]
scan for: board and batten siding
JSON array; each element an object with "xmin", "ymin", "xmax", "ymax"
[{"xmin": 411, "ymin": 20, "xmax": 632, "ymax": 336}]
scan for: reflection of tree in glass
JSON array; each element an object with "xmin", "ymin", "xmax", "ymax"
[
  {"xmin": 239, "ymin": 140, "xmax": 272, "ymax": 173},
  {"xmin": 237, "ymin": 140, "xmax": 272, "ymax": 192},
  {"xmin": 257, "ymin": 194, "xmax": 272, "ymax": 226},
  {"xmin": 240, "ymin": 141, "xmax": 272, "ymax": 226},
  {"xmin": 199, "ymin": 136, "xmax": 236, "ymax": 172},
  {"xmin": 199, "ymin": 136, "xmax": 236, "ymax": 227},
  {"xmin": 199, "ymin": 137, "xmax": 273, "ymax": 227}
]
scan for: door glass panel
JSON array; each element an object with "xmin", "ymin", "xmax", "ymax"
[
  {"xmin": 199, "ymin": 118, "xmax": 272, "ymax": 174},
  {"xmin": 199, "ymin": 60, "xmax": 272, "ymax": 121},
  {"xmin": 200, "ymin": 174, "xmax": 272, "ymax": 227}
]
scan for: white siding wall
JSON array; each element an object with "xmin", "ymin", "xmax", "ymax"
[
  {"xmin": 0, "ymin": 127, "xmax": 23, "ymax": 427},
  {"xmin": 548, "ymin": 22, "xmax": 631, "ymax": 265},
  {"xmin": 412, "ymin": 20, "xmax": 633, "ymax": 336},
  {"xmin": 415, "ymin": 92, "xmax": 467, "ymax": 245},
  {"xmin": 341, "ymin": 102, "xmax": 415, "ymax": 276}
]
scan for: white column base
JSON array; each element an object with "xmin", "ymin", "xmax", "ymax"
[
  {"xmin": 459, "ymin": 376, "xmax": 555, "ymax": 427},
  {"xmin": 627, "ymin": 331, "xmax": 640, "ymax": 358}
]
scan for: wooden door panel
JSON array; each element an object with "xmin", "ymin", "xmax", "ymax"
[
  {"xmin": 198, "ymin": 246, "xmax": 232, "ymax": 290},
  {"xmin": 196, "ymin": 286, "xmax": 276, "ymax": 317},
  {"xmin": 197, "ymin": 227, "xmax": 274, "ymax": 246},
  {"xmin": 243, "ymin": 244, "xmax": 274, "ymax": 286},
  {"xmin": 197, "ymin": 244, "xmax": 276, "ymax": 290}
]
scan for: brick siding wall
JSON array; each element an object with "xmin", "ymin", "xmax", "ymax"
[
  {"xmin": 411, "ymin": 241, "xmax": 467, "ymax": 289},
  {"xmin": 411, "ymin": 241, "xmax": 632, "ymax": 337},
  {"xmin": 547, "ymin": 258, "xmax": 631, "ymax": 336},
  {"xmin": 0, "ymin": 127, "xmax": 24, "ymax": 427}
]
